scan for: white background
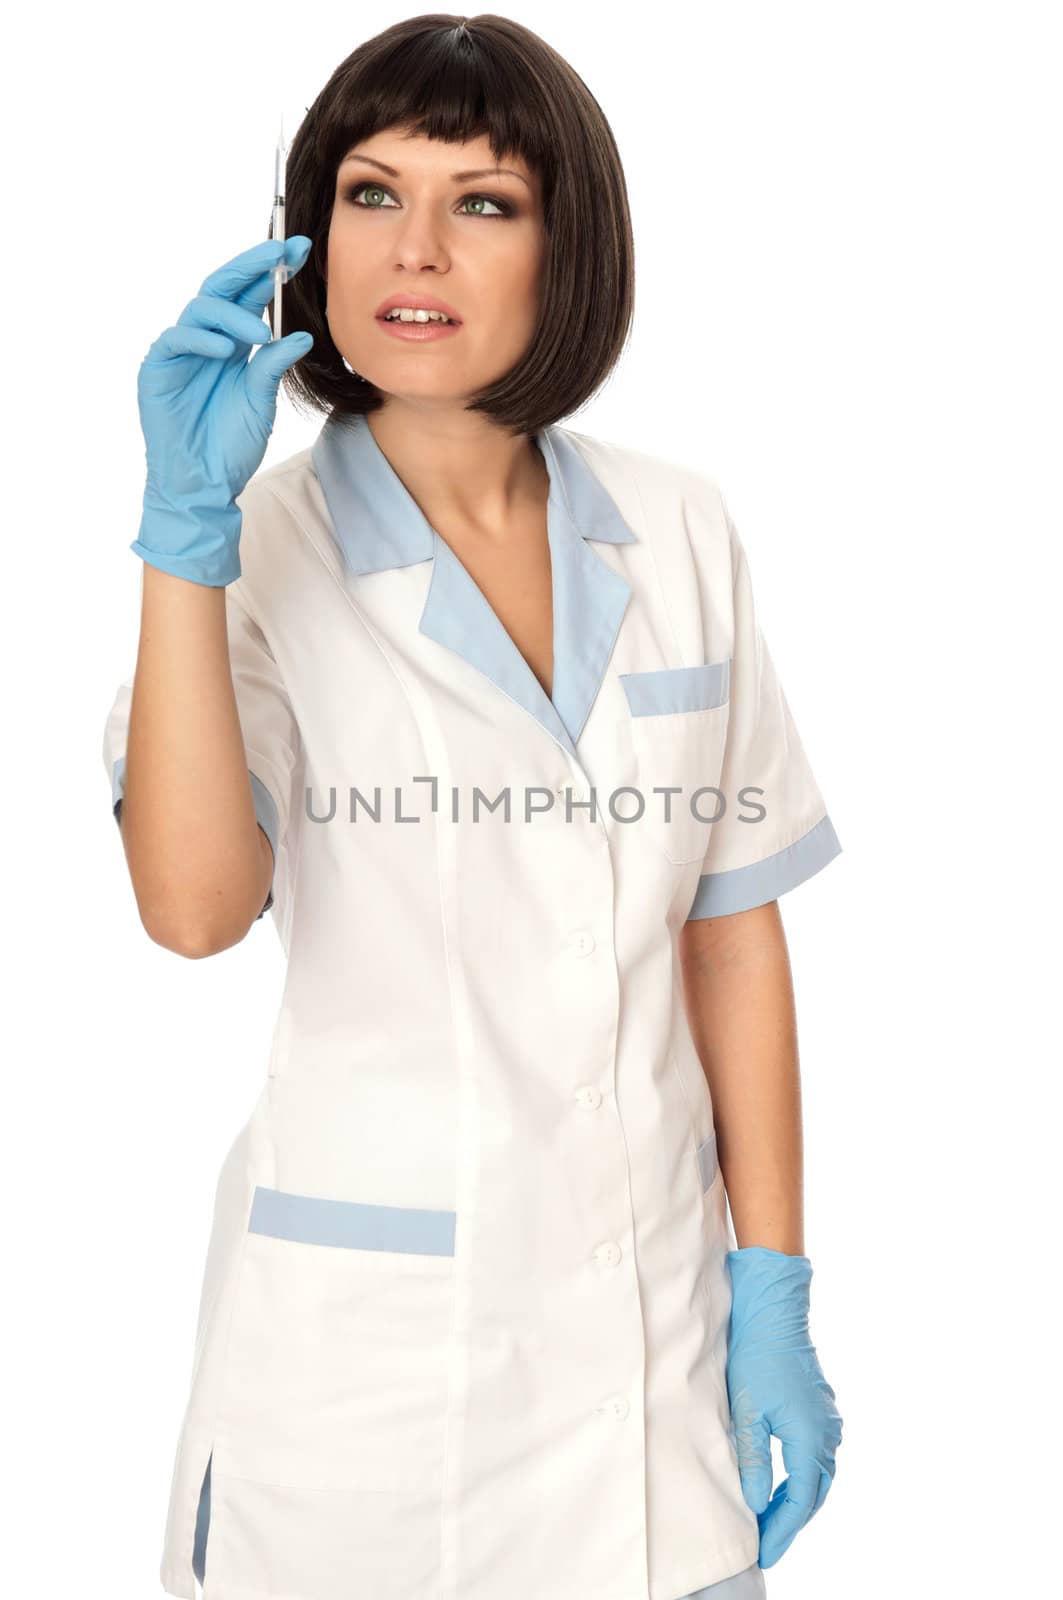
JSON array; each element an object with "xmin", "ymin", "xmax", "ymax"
[{"xmin": 6, "ymin": 3, "xmax": 1060, "ymax": 1596}]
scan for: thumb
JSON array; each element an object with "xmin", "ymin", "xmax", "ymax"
[{"xmin": 245, "ymin": 331, "xmax": 314, "ymax": 407}]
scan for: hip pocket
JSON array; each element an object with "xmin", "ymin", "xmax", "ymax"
[
  {"xmin": 695, "ymin": 1128, "xmax": 719, "ymax": 1193},
  {"xmin": 214, "ymin": 1185, "xmax": 456, "ymax": 1494},
  {"xmin": 695, "ymin": 1130, "xmax": 734, "ymax": 1404},
  {"xmin": 619, "ymin": 660, "xmax": 731, "ymax": 864}
]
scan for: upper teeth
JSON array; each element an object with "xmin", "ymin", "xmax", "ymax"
[{"xmin": 384, "ymin": 307, "xmax": 454, "ymax": 323}]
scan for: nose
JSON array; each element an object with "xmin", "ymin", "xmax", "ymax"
[{"xmin": 389, "ymin": 208, "xmax": 452, "ymax": 274}]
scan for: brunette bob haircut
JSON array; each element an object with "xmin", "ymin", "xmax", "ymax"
[{"xmin": 275, "ymin": 13, "xmax": 635, "ymax": 437}]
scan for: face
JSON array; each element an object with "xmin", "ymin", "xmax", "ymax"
[{"xmin": 324, "ymin": 126, "xmax": 545, "ymax": 406}]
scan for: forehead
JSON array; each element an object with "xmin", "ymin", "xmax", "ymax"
[{"xmin": 338, "ymin": 128, "xmax": 535, "ymax": 186}]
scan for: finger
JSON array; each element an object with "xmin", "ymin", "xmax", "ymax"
[
  {"xmin": 755, "ymin": 1478, "xmax": 797, "ymax": 1568},
  {"xmin": 756, "ymin": 1459, "xmax": 819, "ymax": 1568},
  {"xmin": 142, "ymin": 326, "xmax": 238, "ymax": 364},
  {"xmin": 176, "ymin": 293, "xmax": 274, "ymax": 349},
  {"xmin": 244, "ymin": 331, "xmax": 314, "ymax": 409},
  {"xmin": 240, "ymin": 236, "xmax": 315, "ymax": 313},
  {"xmin": 198, "ymin": 239, "xmax": 287, "ymax": 301},
  {"xmin": 213, "ymin": 237, "xmax": 315, "ymax": 314},
  {"xmin": 810, "ymin": 1465, "xmax": 833, "ymax": 1518},
  {"xmin": 277, "ymin": 235, "xmax": 314, "ymax": 278}
]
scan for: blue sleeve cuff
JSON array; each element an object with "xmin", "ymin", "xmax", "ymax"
[
  {"xmin": 686, "ymin": 813, "xmax": 842, "ymax": 919},
  {"xmin": 248, "ymin": 771, "xmax": 279, "ymax": 920},
  {"xmin": 110, "ymin": 757, "xmax": 277, "ymax": 921}
]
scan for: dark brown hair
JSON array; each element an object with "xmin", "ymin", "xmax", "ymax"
[{"xmin": 274, "ymin": 13, "xmax": 635, "ymax": 436}]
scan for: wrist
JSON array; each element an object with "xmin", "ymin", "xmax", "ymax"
[
  {"xmin": 727, "ymin": 1246, "xmax": 813, "ymax": 1300},
  {"xmin": 132, "ymin": 497, "xmax": 242, "ymax": 587}
]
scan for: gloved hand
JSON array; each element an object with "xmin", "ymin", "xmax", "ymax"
[
  {"xmin": 130, "ymin": 236, "xmax": 315, "ymax": 586},
  {"xmin": 725, "ymin": 1246, "xmax": 843, "ymax": 1569}
]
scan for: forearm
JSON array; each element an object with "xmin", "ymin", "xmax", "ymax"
[
  {"xmin": 677, "ymin": 900, "xmax": 804, "ymax": 1254},
  {"xmin": 120, "ymin": 561, "xmax": 272, "ymax": 955}
]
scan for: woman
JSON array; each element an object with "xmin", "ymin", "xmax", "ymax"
[{"xmin": 104, "ymin": 15, "xmax": 843, "ymax": 1600}]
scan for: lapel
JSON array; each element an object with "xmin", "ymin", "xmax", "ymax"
[{"xmin": 310, "ymin": 412, "xmax": 637, "ymax": 761}]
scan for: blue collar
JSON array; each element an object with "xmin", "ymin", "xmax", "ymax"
[{"xmin": 310, "ymin": 412, "xmax": 636, "ymax": 759}]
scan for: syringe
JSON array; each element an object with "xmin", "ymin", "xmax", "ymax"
[{"xmin": 272, "ymin": 115, "xmax": 288, "ymax": 340}]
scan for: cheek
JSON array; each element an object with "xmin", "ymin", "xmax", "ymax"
[
  {"xmin": 482, "ymin": 250, "xmax": 544, "ymax": 331},
  {"xmin": 325, "ymin": 211, "xmax": 364, "ymax": 285},
  {"xmin": 325, "ymin": 240, "xmax": 364, "ymax": 309},
  {"xmin": 515, "ymin": 239, "xmax": 546, "ymax": 320}
]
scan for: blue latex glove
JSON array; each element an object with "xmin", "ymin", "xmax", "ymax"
[
  {"xmin": 725, "ymin": 1246, "xmax": 843, "ymax": 1568},
  {"xmin": 130, "ymin": 236, "xmax": 315, "ymax": 586}
]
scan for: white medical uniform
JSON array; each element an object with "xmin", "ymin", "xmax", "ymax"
[{"xmin": 103, "ymin": 413, "xmax": 841, "ymax": 1600}]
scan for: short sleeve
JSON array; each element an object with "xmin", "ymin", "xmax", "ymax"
[
  {"xmin": 102, "ymin": 585, "xmax": 301, "ymax": 923},
  {"xmin": 686, "ymin": 504, "xmax": 842, "ymax": 920}
]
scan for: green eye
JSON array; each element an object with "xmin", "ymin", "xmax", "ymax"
[
  {"xmin": 344, "ymin": 182, "xmax": 513, "ymax": 219},
  {"xmin": 354, "ymin": 184, "xmax": 392, "ymax": 208},
  {"xmin": 460, "ymin": 195, "xmax": 504, "ymax": 216}
]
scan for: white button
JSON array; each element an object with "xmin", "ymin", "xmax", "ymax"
[
  {"xmin": 574, "ymin": 1085, "xmax": 602, "ymax": 1110},
  {"xmin": 594, "ymin": 1241, "xmax": 622, "ymax": 1268},
  {"xmin": 598, "ymin": 1394, "xmax": 630, "ymax": 1420},
  {"xmin": 569, "ymin": 930, "xmax": 595, "ymax": 957}
]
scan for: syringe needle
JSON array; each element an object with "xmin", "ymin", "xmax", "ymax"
[{"xmin": 273, "ymin": 113, "xmax": 287, "ymax": 341}]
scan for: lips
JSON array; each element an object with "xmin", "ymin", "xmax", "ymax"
[{"xmin": 374, "ymin": 293, "xmax": 463, "ymax": 324}]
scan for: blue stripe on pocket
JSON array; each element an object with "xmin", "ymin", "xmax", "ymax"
[
  {"xmin": 696, "ymin": 1130, "xmax": 719, "ymax": 1192},
  {"xmin": 619, "ymin": 659, "xmax": 731, "ymax": 717},
  {"xmin": 248, "ymin": 1185, "xmax": 457, "ymax": 1256}
]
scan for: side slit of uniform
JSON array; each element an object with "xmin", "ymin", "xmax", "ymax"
[{"xmin": 192, "ymin": 1450, "xmax": 212, "ymax": 1587}]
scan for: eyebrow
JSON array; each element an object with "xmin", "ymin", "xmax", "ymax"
[{"xmin": 339, "ymin": 150, "xmax": 531, "ymax": 192}]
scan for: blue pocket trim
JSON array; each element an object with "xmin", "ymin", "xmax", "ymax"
[
  {"xmin": 619, "ymin": 659, "xmax": 731, "ymax": 717},
  {"xmin": 248, "ymin": 1184, "xmax": 457, "ymax": 1256},
  {"xmin": 696, "ymin": 1130, "xmax": 719, "ymax": 1191}
]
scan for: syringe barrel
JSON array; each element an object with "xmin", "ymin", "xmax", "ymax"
[{"xmin": 271, "ymin": 201, "xmax": 292, "ymax": 283}]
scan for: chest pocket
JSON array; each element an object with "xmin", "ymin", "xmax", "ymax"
[{"xmin": 619, "ymin": 659, "xmax": 732, "ymax": 864}]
